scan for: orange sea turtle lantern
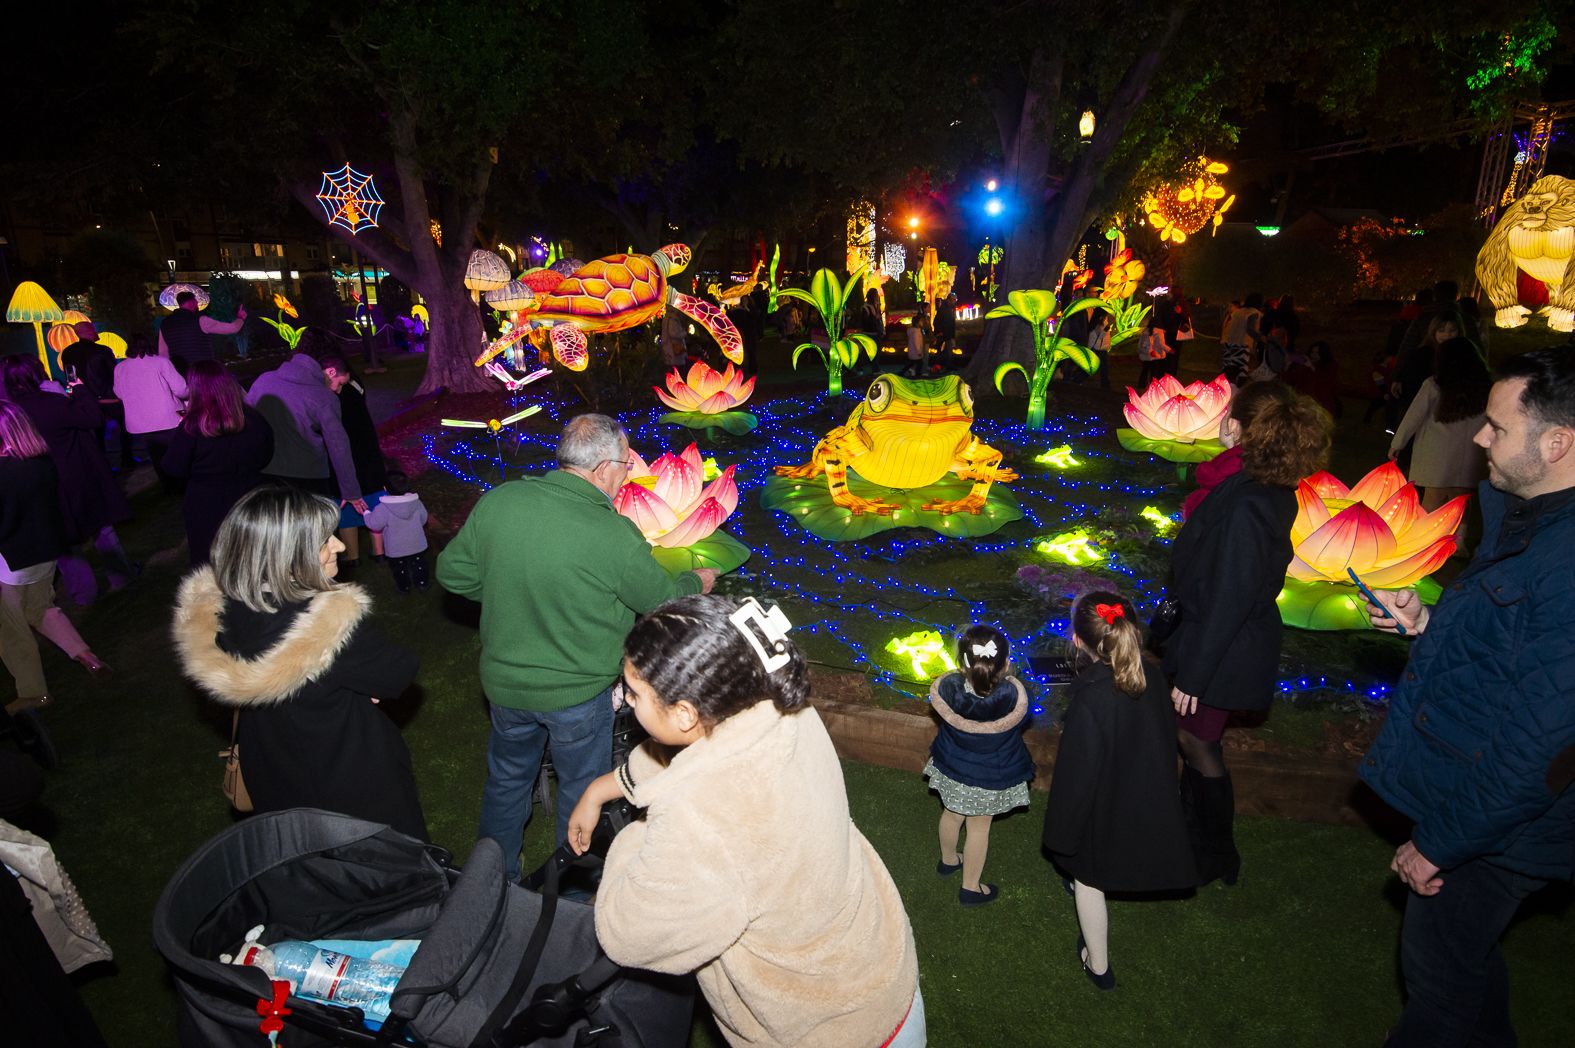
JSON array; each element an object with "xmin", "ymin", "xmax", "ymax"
[{"xmin": 475, "ymin": 244, "xmax": 743, "ymax": 374}]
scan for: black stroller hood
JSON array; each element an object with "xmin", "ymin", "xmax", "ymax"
[{"xmin": 153, "ymin": 808, "xmax": 692, "ymax": 1048}]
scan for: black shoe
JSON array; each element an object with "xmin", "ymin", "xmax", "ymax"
[
  {"xmin": 959, "ymin": 883, "xmax": 999, "ymax": 907},
  {"xmin": 1078, "ymin": 934, "xmax": 1115, "ymax": 990},
  {"xmin": 937, "ymin": 857, "xmax": 962, "ymax": 876}
]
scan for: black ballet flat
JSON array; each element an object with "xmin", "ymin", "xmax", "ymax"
[
  {"xmin": 1078, "ymin": 934, "xmax": 1115, "ymax": 991},
  {"xmin": 959, "ymin": 884, "xmax": 999, "ymax": 907}
]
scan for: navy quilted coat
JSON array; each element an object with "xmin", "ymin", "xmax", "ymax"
[
  {"xmin": 927, "ymin": 673, "xmax": 1036, "ymax": 790},
  {"xmin": 1360, "ymin": 482, "xmax": 1575, "ymax": 880}
]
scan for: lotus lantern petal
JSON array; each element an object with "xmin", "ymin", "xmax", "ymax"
[
  {"xmin": 1288, "ymin": 461, "xmax": 1465, "ymax": 587},
  {"xmin": 1123, "ymin": 374, "xmax": 1232, "ymax": 442},
  {"xmin": 655, "ymin": 361, "xmax": 756, "ymax": 414},
  {"xmin": 615, "ymin": 443, "xmax": 739, "ymax": 548}
]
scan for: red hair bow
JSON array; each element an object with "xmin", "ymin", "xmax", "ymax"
[{"xmin": 1094, "ymin": 602, "xmax": 1125, "ymax": 625}]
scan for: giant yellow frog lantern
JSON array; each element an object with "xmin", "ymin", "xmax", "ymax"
[{"xmin": 763, "ymin": 375, "xmax": 1022, "ymax": 540}]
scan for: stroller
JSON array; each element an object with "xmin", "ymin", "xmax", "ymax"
[{"xmin": 153, "ymin": 808, "xmax": 693, "ymax": 1047}]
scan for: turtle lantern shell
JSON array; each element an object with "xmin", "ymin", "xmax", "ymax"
[{"xmin": 532, "ymin": 253, "xmax": 673, "ymax": 331}]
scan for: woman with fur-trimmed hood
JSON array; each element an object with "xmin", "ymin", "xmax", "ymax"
[{"xmin": 171, "ymin": 486, "xmax": 427, "ymax": 840}]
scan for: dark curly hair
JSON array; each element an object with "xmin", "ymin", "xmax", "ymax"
[
  {"xmin": 624, "ymin": 595, "xmax": 810, "ymax": 728},
  {"xmin": 1233, "ymin": 381, "xmax": 1332, "ymax": 486}
]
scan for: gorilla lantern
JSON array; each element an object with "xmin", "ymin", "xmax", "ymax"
[{"xmin": 1475, "ymin": 174, "xmax": 1575, "ymax": 333}]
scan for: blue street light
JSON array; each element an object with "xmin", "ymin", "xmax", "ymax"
[{"xmin": 985, "ymin": 197, "xmax": 1004, "ymax": 217}]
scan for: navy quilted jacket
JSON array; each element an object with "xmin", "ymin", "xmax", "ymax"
[
  {"xmin": 927, "ymin": 673, "xmax": 1036, "ymax": 790},
  {"xmin": 1360, "ymin": 482, "xmax": 1575, "ymax": 880}
]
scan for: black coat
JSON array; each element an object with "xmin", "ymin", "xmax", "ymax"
[
  {"xmin": 1043, "ymin": 662, "xmax": 1196, "ymax": 892},
  {"xmin": 338, "ymin": 381, "xmax": 386, "ymax": 495},
  {"xmin": 160, "ymin": 409, "xmax": 275, "ymax": 564},
  {"xmin": 171, "ymin": 569, "xmax": 427, "ymax": 841},
  {"xmin": 1162, "ymin": 470, "xmax": 1296, "ymax": 710},
  {"xmin": 59, "ymin": 341, "xmax": 117, "ymax": 401},
  {"xmin": 11, "ymin": 387, "xmax": 130, "ymax": 544},
  {"xmin": 0, "ymin": 457, "xmax": 68, "ymax": 572}
]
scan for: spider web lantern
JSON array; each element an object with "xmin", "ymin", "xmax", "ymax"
[{"xmin": 315, "ymin": 164, "xmax": 385, "ymax": 235}]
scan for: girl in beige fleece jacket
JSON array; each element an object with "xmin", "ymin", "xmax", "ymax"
[{"xmin": 568, "ymin": 595, "xmax": 922, "ymax": 1048}]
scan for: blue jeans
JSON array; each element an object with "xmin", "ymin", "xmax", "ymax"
[
  {"xmin": 478, "ymin": 689, "xmax": 613, "ymax": 882},
  {"xmin": 1388, "ymin": 856, "xmax": 1548, "ymax": 1048}
]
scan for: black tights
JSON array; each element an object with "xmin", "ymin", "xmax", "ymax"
[{"xmin": 1178, "ymin": 729, "xmax": 1226, "ymax": 778}]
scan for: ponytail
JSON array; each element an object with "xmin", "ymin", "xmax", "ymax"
[
  {"xmin": 1071, "ymin": 592, "xmax": 1147, "ymax": 697},
  {"xmin": 958, "ymin": 625, "xmax": 1009, "ymax": 695}
]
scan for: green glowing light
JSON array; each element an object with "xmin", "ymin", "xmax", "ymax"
[
  {"xmin": 1140, "ymin": 506, "xmax": 1177, "ymax": 533},
  {"xmin": 885, "ymin": 630, "xmax": 958, "ymax": 679},
  {"xmin": 1035, "ymin": 444, "xmax": 1082, "ymax": 469},
  {"xmin": 1035, "ymin": 529, "xmax": 1102, "ymax": 566},
  {"xmin": 702, "ymin": 457, "xmax": 722, "ymax": 481},
  {"xmin": 1255, "ymin": 225, "xmax": 1280, "ymax": 237}
]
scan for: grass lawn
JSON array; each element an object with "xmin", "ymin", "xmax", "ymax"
[{"xmin": 20, "ymin": 325, "xmax": 1574, "ymax": 1047}]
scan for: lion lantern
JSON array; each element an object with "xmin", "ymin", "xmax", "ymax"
[{"xmin": 1475, "ymin": 174, "xmax": 1575, "ymax": 333}]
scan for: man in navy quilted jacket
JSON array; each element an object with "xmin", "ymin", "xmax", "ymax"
[{"xmin": 1360, "ymin": 346, "xmax": 1575, "ymax": 1048}]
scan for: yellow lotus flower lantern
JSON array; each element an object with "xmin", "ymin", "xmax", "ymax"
[
  {"xmin": 1289, "ymin": 461, "xmax": 1465, "ymax": 587},
  {"xmin": 614, "ymin": 444, "xmax": 750, "ymax": 573},
  {"xmin": 1117, "ymin": 374, "xmax": 1233, "ymax": 462},
  {"xmin": 655, "ymin": 360, "xmax": 759, "ymax": 436}
]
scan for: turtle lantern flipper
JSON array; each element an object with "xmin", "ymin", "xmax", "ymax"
[
  {"xmin": 670, "ymin": 291, "xmax": 745, "ymax": 364},
  {"xmin": 551, "ymin": 325, "xmax": 590, "ymax": 371},
  {"xmin": 474, "ymin": 324, "xmax": 533, "ymax": 367}
]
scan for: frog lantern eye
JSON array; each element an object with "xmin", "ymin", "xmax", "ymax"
[
  {"xmin": 866, "ymin": 378, "xmax": 893, "ymax": 413},
  {"xmin": 958, "ymin": 380, "xmax": 974, "ymax": 416}
]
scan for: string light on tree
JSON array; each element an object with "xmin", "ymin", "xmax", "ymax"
[{"xmin": 1143, "ymin": 157, "xmax": 1235, "ymax": 244}]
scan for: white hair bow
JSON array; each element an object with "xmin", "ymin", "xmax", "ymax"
[{"xmin": 971, "ymin": 640, "xmax": 998, "ymax": 658}]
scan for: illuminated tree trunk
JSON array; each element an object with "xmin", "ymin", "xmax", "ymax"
[{"xmin": 966, "ymin": 4, "xmax": 1188, "ymax": 397}]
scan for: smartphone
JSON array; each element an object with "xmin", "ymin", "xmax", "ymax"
[{"xmin": 1347, "ymin": 566, "xmax": 1406, "ymax": 635}]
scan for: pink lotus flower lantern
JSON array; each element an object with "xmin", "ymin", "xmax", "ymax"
[
  {"xmin": 655, "ymin": 361, "xmax": 759, "ymax": 435},
  {"xmin": 615, "ymin": 443, "xmax": 741, "ymax": 549},
  {"xmin": 1116, "ymin": 374, "xmax": 1232, "ymax": 463},
  {"xmin": 1289, "ymin": 461, "xmax": 1466, "ymax": 587},
  {"xmin": 1124, "ymin": 374, "xmax": 1232, "ymax": 441}
]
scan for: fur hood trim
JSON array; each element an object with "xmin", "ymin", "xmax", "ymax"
[
  {"xmin": 929, "ymin": 676, "xmax": 1028, "ymax": 734},
  {"xmin": 171, "ymin": 567, "xmax": 371, "ymax": 707}
]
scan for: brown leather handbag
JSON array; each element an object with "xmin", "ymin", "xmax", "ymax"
[{"xmin": 220, "ymin": 711, "xmax": 253, "ymax": 812}]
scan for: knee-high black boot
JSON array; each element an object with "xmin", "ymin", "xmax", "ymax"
[{"xmin": 1192, "ymin": 770, "xmax": 1241, "ymax": 887}]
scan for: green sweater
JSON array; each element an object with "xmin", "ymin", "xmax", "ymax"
[{"xmin": 436, "ymin": 470, "xmax": 703, "ymax": 711}]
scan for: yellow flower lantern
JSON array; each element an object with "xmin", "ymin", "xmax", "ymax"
[{"xmin": 1143, "ymin": 158, "xmax": 1235, "ymax": 245}]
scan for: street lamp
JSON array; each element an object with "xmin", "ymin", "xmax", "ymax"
[
  {"xmin": 1079, "ymin": 109, "xmax": 1096, "ymax": 140},
  {"xmin": 985, "ymin": 179, "xmax": 999, "ymax": 192},
  {"xmin": 984, "ymin": 197, "xmax": 1004, "ymax": 217}
]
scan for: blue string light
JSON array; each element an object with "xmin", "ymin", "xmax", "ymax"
[{"xmin": 425, "ymin": 384, "xmax": 1397, "ymax": 707}]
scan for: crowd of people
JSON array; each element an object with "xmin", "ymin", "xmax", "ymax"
[{"xmin": 2, "ymin": 274, "xmax": 1572, "ymax": 1048}]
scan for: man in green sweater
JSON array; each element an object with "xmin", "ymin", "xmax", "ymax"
[{"xmin": 437, "ymin": 414, "xmax": 716, "ymax": 881}]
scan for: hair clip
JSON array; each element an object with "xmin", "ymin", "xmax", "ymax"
[
  {"xmin": 1094, "ymin": 602, "xmax": 1125, "ymax": 625},
  {"xmin": 971, "ymin": 640, "xmax": 998, "ymax": 658},
  {"xmin": 730, "ymin": 597, "xmax": 793, "ymax": 672}
]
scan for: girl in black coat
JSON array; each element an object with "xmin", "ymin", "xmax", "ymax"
[
  {"xmin": 170, "ymin": 486, "xmax": 428, "ymax": 840},
  {"xmin": 160, "ymin": 361, "xmax": 275, "ymax": 565},
  {"xmin": 1045, "ymin": 592, "xmax": 1195, "ymax": 990},
  {"xmin": 1, "ymin": 355, "xmax": 135, "ymax": 606},
  {"xmin": 923, "ymin": 625, "xmax": 1034, "ymax": 907},
  {"xmin": 1162, "ymin": 382, "xmax": 1332, "ymax": 885}
]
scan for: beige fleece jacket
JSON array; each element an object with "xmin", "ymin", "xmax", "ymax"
[{"xmin": 595, "ymin": 702, "xmax": 918, "ymax": 1048}]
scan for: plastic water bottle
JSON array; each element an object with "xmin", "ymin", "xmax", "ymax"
[{"xmin": 223, "ymin": 926, "xmax": 405, "ymax": 1019}]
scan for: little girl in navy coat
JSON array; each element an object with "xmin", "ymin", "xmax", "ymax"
[
  {"xmin": 1044, "ymin": 592, "xmax": 1196, "ymax": 990},
  {"xmin": 924, "ymin": 625, "xmax": 1035, "ymax": 906}
]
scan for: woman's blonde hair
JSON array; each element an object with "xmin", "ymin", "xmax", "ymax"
[
  {"xmin": 210, "ymin": 486, "xmax": 341, "ymax": 612},
  {"xmin": 0, "ymin": 401, "xmax": 48, "ymax": 459},
  {"xmin": 1232, "ymin": 381, "xmax": 1333, "ymax": 486},
  {"xmin": 1072, "ymin": 592, "xmax": 1146, "ymax": 697}
]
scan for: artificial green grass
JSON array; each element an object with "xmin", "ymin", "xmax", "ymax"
[{"xmin": 28, "ymin": 384, "xmax": 1573, "ymax": 1048}]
